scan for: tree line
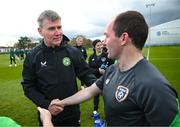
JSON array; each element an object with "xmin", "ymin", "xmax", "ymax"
[{"xmin": 14, "ymin": 35, "xmax": 94, "ymax": 49}]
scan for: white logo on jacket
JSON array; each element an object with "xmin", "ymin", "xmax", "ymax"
[
  {"xmin": 101, "ymin": 57, "xmax": 106, "ymax": 62},
  {"xmin": 81, "ymin": 49, "xmax": 84, "ymax": 52},
  {"xmin": 40, "ymin": 61, "xmax": 47, "ymax": 67},
  {"xmin": 105, "ymin": 78, "xmax": 110, "ymax": 85},
  {"xmin": 115, "ymin": 85, "xmax": 129, "ymax": 102}
]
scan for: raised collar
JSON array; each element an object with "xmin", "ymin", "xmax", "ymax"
[{"xmin": 41, "ymin": 39, "xmax": 67, "ymax": 52}]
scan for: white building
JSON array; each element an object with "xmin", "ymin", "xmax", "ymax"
[{"xmin": 146, "ymin": 19, "xmax": 180, "ymax": 46}]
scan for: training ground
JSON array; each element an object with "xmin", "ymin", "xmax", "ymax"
[{"xmin": 0, "ymin": 45, "xmax": 180, "ymax": 126}]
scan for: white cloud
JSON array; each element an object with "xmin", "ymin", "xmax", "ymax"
[
  {"xmin": 0, "ymin": 0, "xmax": 179, "ymax": 46},
  {"xmin": 0, "ymin": 35, "xmax": 19, "ymax": 46}
]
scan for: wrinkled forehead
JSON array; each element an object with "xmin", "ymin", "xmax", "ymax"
[{"xmin": 42, "ymin": 18, "xmax": 61, "ymax": 27}]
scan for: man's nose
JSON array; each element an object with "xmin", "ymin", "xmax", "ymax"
[{"xmin": 55, "ymin": 28, "xmax": 63, "ymax": 35}]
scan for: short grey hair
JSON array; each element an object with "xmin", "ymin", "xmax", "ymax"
[{"xmin": 37, "ymin": 10, "xmax": 61, "ymax": 27}]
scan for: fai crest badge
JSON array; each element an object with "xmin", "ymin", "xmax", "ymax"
[
  {"xmin": 63, "ymin": 57, "xmax": 71, "ymax": 66},
  {"xmin": 115, "ymin": 85, "xmax": 129, "ymax": 102}
]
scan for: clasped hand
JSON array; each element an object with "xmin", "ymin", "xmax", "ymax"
[{"xmin": 48, "ymin": 99, "xmax": 65, "ymax": 116}]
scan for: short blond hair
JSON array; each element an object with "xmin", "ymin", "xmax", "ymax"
[{"xmin": 76, "ymin": 36, "xmax": 84, "ymax": 42}]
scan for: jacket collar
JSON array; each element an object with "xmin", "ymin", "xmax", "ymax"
[{"xmin": 41, "ymin": 39, "xmax": 67, "ymax": 52}]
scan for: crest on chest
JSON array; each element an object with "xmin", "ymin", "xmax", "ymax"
[{"xmin": 115, "ymin": 85, "xmax": 129, "ymax": 102}]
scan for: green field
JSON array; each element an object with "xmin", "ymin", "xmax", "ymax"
[{"xmin": 0, "ymin": 45, "xmax": 180, "ymax": 126}]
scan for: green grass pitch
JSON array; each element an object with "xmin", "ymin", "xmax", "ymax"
[{"xmin": 0, "ymin": 45, "xmax": 179, "ymax": 126}]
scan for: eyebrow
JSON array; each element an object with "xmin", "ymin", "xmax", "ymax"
[{"xmin": 47, "ymin": 25, "xmax": 62, "ymax": 30}]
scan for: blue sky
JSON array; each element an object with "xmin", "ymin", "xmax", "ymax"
[{"xmin": 0, "ymin": 0, "xmax": 179, "ymax": 46}]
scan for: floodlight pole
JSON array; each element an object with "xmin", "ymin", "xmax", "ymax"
[{"xmin": 146, "ymin": 3, "xmax": 155, "ymax": 60}]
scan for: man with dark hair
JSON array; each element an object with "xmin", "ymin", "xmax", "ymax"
[
  {"xmin": 48, "ymin": 10, "xmax": 179, "ymax": 126},
  {"xmin": 21, "ymin": 10, "xmax": 96, "ymax": 126}
]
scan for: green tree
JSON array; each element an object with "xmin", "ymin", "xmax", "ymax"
[{"xmin": 16, "ymin": 36, "xmax": 31, "ymax": 49}]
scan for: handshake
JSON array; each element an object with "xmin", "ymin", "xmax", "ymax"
[
  {"xmin": 37, "ymin": 99, "xmax": 65, "ymax": 127},
  {"xmin": 48, "ymin": 99, "xmax": 65, "ymax": 116}
]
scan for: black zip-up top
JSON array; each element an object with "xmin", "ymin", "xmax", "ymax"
[
  {"xmin": 75, "ymin": 45, "xmax": 87, "ymax": 60},
  {"xmin": 21, "ymin": 39, "xmax": 96, "ymax": 120},
  {"xmin": 89, "ymin": 52, "xmax": 114, "ymax": 78}
]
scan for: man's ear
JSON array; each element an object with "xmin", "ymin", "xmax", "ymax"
[
  {"xmin": 120, "ymin": 32, "xmax": 129, "ymax": 45},
  {"xmin": 38, "ymin": 27, "xmax": 43, "ymax": 36}
]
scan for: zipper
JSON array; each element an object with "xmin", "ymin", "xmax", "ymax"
[{"xmin": 53, "ymin": 49, "xmax": 59, "ymax": 84}]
